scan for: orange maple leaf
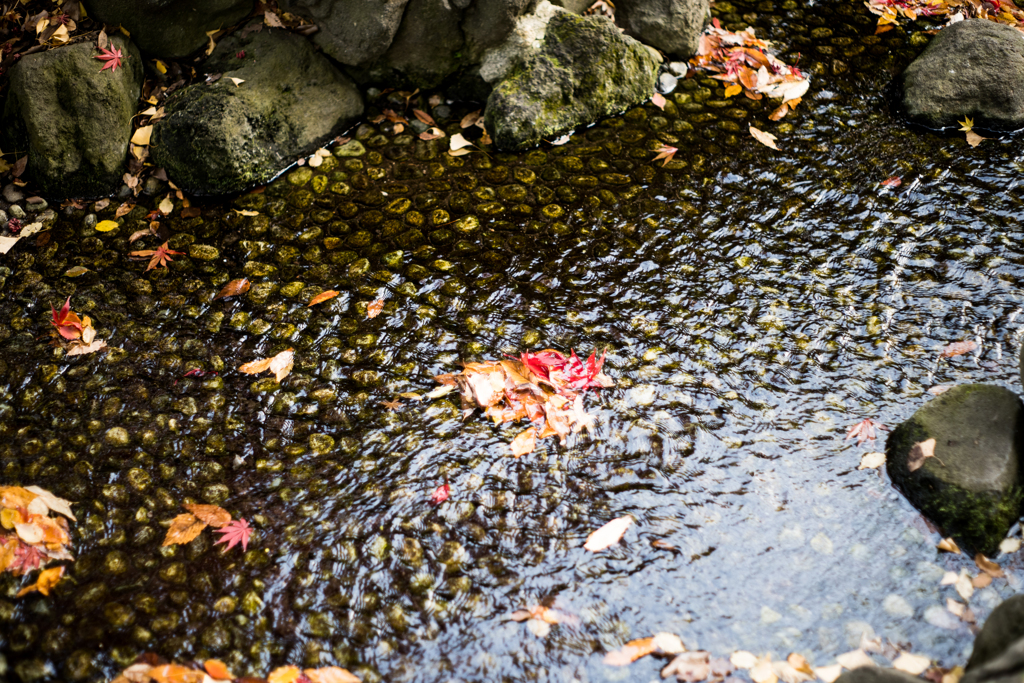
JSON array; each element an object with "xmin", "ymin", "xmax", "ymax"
[
  {"xmin": 652, "ymin": 145, "xmax": 678, "ymax": 167},
  {"xmin": 129, "ymin": 241, "xmax": 185, "ymax": 271}
]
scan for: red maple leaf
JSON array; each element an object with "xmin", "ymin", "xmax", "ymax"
[
  {"xmin": 50, "ymin": 296, "xmax": 84, "ymax": 340},
  {"xmin": 845, "ymin": 418, "xmax": 889, "ymax": 446},
  {"xmin": 213, "ymin": 518, "xmax": 252, "ymax": 553},
  {"xmin": 9, "ymin": 543, "xmax": 45, "ymax": 576},
  {"xmin": 429, "ymin": 483, "xmax": 450, "ymax": 505},
  {"xmin": 95, "ymin": 46, "xmax": 123, "ymax": 72},
  {"xmin": 129, "ymin": 241, "xmax": 185, "ymax": 271}
]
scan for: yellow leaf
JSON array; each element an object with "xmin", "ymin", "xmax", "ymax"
[
  {"xmin": 958, "ymin": 116, "xmax": 974, "ymax": 132},
  {"xmin": 937, "ymin": 537, "xmax": 960, "ymax": 554},
  {"xmin": 131, "ymin": 125, "xmax": 153, "ymax": 146},
  {"xmin": 725, "ymin": 83, "xmax": 743, "ymax": 98},
  {"xmin": 750, "ymin": 126, "xmax": 779, "ymax": 150},
  {"xmin": 0, "ymin": 486, "xmax": 38, "ymax": 509},
  {"xmin": 0, "ymin": 507, "xmax": 24, "ymax": 530},
  {"xmin": 161, "ymin": 513, "xmax": 207, "ymax": 546},
  {"xmin": 149, "ymin": 664, "xmax": 206, "ymax": 683},
  {"xmin": 584, "ymin": 515, "xmax": 633, "ymax": 552},
  {"xmin": 154, "ymin": 59, "xmax": 168, "ymax": 74},
  {"xmin": 268, "ymin": 666, "xmax": 302, "ymax": 683},
  {"xmin": 95, "ymin": 220, "xmax": 119, "ymax": 232},
  {"xmin": 892, "ymin": 653, "xmax": 930, "ymax": 675},
  {"xmin": 158, "ymin": 196, "xmax": 174, "ymax": 214},
  {"xmin": 975, "ymin": 553, "xmax": 1005, "ymax": 578},
  {"xmin": 857, "ymin": 452, "xmax": 885, "ymax": 470},
  {"xmin": 510, "ymin": 427, "xmax": 537, "ymax": 458},
  {"xmin": 305, "ymin": 667, "xmax": 362, "ymax": 683},
  {"xmin": 17, "ymin": 565, "xmax": 65, "ymax": 597}
]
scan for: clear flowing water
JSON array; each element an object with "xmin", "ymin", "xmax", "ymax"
[{"xmin": 2, "ymin": 1, "xmax": 1024, "ymax": 681}]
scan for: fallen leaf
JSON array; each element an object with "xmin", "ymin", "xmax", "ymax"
[
  {"xmin": 881, "ymin": 176, "xmax": 902, "ymax": 188},
  {"xmin": 413, "ymin": 108, "xmax": 437, "ymax": 126},
  {"xmin": 944, "ymin": 667, "xmax": 965, "ymax": 683},
  {"xmin": 214, "ymin": 278, "xmax": 250, "ymax": 301},
  {"xmin": 814, "ymin": 664, "xmax": 843, "ymax": 683},
  {"xmin": 731, "ymin": 652, "xmax": 760, "ymax": 669},
  {"xmin": 653, "ymin": 632, "xmax": 686, "ymax": 656},
  {"xmin": 367, "ymin": 299, "xmax": 385, "ymax": 318},
  {"xmin": 419, "ymin": 127, "xmax": 446, "ymax": 141},
  {"xmin": 235, "ymin": 209, "xmax": 259, "ymax": 217},
  {"xmin": 461, "ymin": 110, "xmax": 483, "ymax": 128},
  {"xmin": 66, "ymin": 339, "xmax": 108, "ymax": 357},
  {"xmin": 751, "ymin": 655, "xmax": 778, "ymax": 683},
  {"xmin": 661, "ymin": 651, "xmax": 711, "ymax": 680},
  {"xmin": 937, "ymin": 537, "xmax": 961, "ymax": 554},
  {"xmin": 769, "ymin": 102, "xmax": 789, "ymax": 120},
  {"xmin": 651, "ymin": 92, "xmax": 667, "ymax": 109},
  {"xmin": 131, "ymin": 125, "xmax": 153, "ymax": 146},
  {"xmin": 893, "ymin": 653, "xmax": 931, "ymax": 675},
  {"xmin": 750, "ymin": 126, "xmax": 779, "ymax": 150},
  {"xmin": 908, "ymin": 438, "xmax": 939, "ymax": 472},
  {"xmin": 966, "ymin": 131, "xmax": 985, "ymax": 147},
  {"xmin": 584, "ymin": 515, "xmax": 633, "ymax": 552},
  {"xmin": 425, "ymin": 385, "xmax": 455, "ymax": 399},
  {"xmin": 238, "ymin": 349, "xmax": 294, "ymax": 381},
  {"xmin": 114, "ymin": 201, "xmax": 133, "ymax": 217},
  {"xmin": 162, "ymin": 513, "xmax": 207, "ymax": 546},
  {"xmin": 955, "ymin": 571, "xmax": 974, "ymax": 601},
  {"xmin": 381, "ymin": 400, "xmax": 402, "ymax": 410},
  {"xmin": 940, "ymin": 571, "xmax": 959, "ymax": 586},
  {"xmin": 213, "ymin": 518, "xmax": 252, "ymax": 553},
  {"xmin": 947, "ymin": 597, "xmax": 966, "ymax": 617},
  {"xmin": 16, "ymin": 565, "xmax": 65, "ymax": 597},
  {"xmin": 398, "ymin": 392, "xmax": 422, "ymax": 401},
  {"xmin": 183, "ymin": 504, "xmax": 231, "ymax": 528},
  {"xmin": 975, "ymin": 554, "xmax": 1005, "ymax": 578},
  {"xmin": 972, "ymin": 573, "xmax": 992, "ymax": 588},
  {"xmin": 129, "ymin": 241, "xmax": 185, "ymax": 271},
  {"xmin": 229, "ymin": 77, "xmax": 244, "ymax": 87},
  {"xmin": 149, "ymin": 665, "xmax": 206, "ymax": 683},
  {"xmin": 958, "ymin": 116, "xmax": 974, "ymax": 133},
  {"xmin": 450, "ymin": 133, "xmax": 474, "ymax": 152},
  {"xmin": 305, "ymin": 667, "xmax": 361, "ymax": 683},
  {"xmin": 999, "ymin": 538, "xmax": 1021, "ymax": 554},
  {"xmin": 308, "ymin": 290, "xmax": 340, "ymax": 307},
  {"xmin": 64, "ymin": 266, "xmax": 90, "ymax": 277},
  {"xmin": 651, "ymin": 539, "xmax": 677, "ymax": 551},
  {"xmin": 787, "ymin": 654, "xmax": 814, "ymax": 677},
  {"xmin": 268, "ymin": 666, "xmax": 302, "ymax": 683},
  {"xmin": 929, "ymin": 385, "xmax": 952, "ymax": 396},
  {"xmin": 429, "ymin": 483, "xmax": 450, "ymax": 505},
  {"xmin": 510, "ymin": 427, "xmax": 537, "ymax": 457},
  {"xmin": 653, "ymin": 144, "xmax": 678, "ymax": 166},
  {"xmin": 158, "ymin": 195, "xmax": 173, "ymax": 214},
  {"xmin": 95, "ymin": 220, "xmax": 119, "ymax": 232},
  {"xmin": 725, "ymin": 83, "xmax": 744, "ymax": 98},
  {"xmin": 23, "ymin": 486, "xmax": 76, "ymax": 521},
  {"xmin": 835, "ymin": 649, "xmax": 876, "ymax": 670},
  {"xmin": 774, "ymin": 659, "xmax": 814, "ymax": 683},
  {"xmin": 604, "ymin": 636, "xmax": 656, "ymax": 666},
  {"xmin": 941, "ymin": 340, "xmax": 977, "ymax": 358},
  {"xmin": 95, "ymin": 45, "xmax": 124, "ymax": 72},
  {"xmin": 845, "ymin": 419, "xmax": 887, "ymax": 445},
  {"xmin": 858, "ymin": 452, "xmax": 885, "ymax": 470},
  {"xmin": 204, "ymin": 660, "xmax": 233, "ymax": 680}
]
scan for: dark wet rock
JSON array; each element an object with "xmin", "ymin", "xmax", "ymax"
[
  {"xmin": 615, "ymin": 0, "xmax": 710, "ymax": 57},
  {"xmin": 279, "ymin": 0, "xmax": 409, "ymax": 67},
  {"xmin": 885, "ymin": 384, "xmax": 1024, "ymax": 555},
  {"xmin": 966, "ymin": 595, "xmax": 1024, "ymax": 672},
  {"xmin": 485, "ymin": 10, "xmax": 660, "ymax": 150},
  {"xmin": 152, "ymin": 27, "xmax": 363, "ymax": 195},
  {"xmin": 835, "ymin": 668, "xmax": 926, "ymax": 683},
  {"xmin": 550, "ymin": 0, "xmax": 591, "ymax": 11},
  {"xmin": 1, "ymin": 36, "xmax": 142, "ymax": 198},
  {"xmin": 463, "ymin": 0, "xmax": 539, "ymax": 59},
  {"xmin": 901, "ymin": 20, "xmax": 1024, "ymax": 130},
  {"xmin": 82, "ymin": 0, "xmax": 253, "ymax": 58}
]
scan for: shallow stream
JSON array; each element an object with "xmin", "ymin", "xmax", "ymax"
[{"xmin": 2, "ymin": 1, "xmax": 1024, "ymax": 681}]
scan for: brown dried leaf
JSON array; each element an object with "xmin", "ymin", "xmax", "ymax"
[
  {"xmin": 972, "ymin": 573, "xmax": 992, "ymax": 588},
  {"xmin": 937, "ymin": 537, "xmax": 961, "ymax": 554},
  {"xmin": 162, "ymin": 513, "xmax": 207, "ymax": 546},
  {"xmin": 460, "ymin": 110, "xmax": 483, "ymax": 128},
  {"xmin": 769, "ymin": 102, "xmax": 789, "ymax": 121},
  {"xmin": 966, "ymin": 130, "xmax": 986, "ymax": 147},
  {"xmin": 412, "ymin": 108, "xmax": 437, "ymax": 126},
  {"xmin": 214, "ymin": 278, "xmax": 250, "ymax": 301},
  {"xmin": 149, "ymin": 665, "xmax": 206, "ymax": 683},
  {"xmin": 750, "ymin": 126, "xmax": 779, "ymax": 150},
  {"xmin": 510, "ymin": 427, "xmax": 537, "ymax": 458},
  {"xmin": 975, "ymin": 553, "xmax": 1006, "ymax": 578},
  {"xmin": 584, "ymin": 515, "xmax": 633, "ymax": 552},
  {"xmin": 604, "ymin": 637, "xmax": 656, "ymax": 666},
  {"xmin": 908, "ymin": 438, "xmax": 939, "ymax": 472},
  {"xmin": 367, "ymin": 299, "xmax": 385, "ymax": 318},
  {"xmin": 941, "ymin": 340, "xmax": 977, "ymax": 358},
  {"xmin": 16, "ymin": 565, "xmax": 64, "ymax": 597},
  {"xmin": 238, "ymin": 349, "xmax": 294, "ymax": 382},
  {"xmin": 184, "ymin": 504, "xmax": 232, "ymax": 528},
  {"xmin": 308, "ymin": 290, "xmax": 340, "ymax": 307},
  {"xmin": 204, "ymin": 660, "xmax": 233, "ymax": 680},
  {"xmin": 305, "ymin": 667, "xmax": 361, "ymax": 683}
]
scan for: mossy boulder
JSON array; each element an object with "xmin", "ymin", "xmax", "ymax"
[
  {"xmin": 82, "ymin": 0, "xmax": 253, "ymax": 58},
  {"xmin": 0, "ymin": 35, "xmax": 143, "ymax": 198},
  {"xmin": 152, "ymin": 27, "xmax": 363, "ymax": 194},
  {"xmin": 615, "ymin": 0, "xmax": 710, "ymax": 57},
  {"xmin": 485, "ymin": 10, "xmax": 661, "ymax": 150},
  {"xmin": 885, "ymin": 384, "xmax": 1024, "ymax": 555},
  {"xmin": 901, "ymin": 19, "xmax": 1024, "ymax": 130}
]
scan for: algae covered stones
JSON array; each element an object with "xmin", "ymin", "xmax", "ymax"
[
  {"xmin": 152, "ymin": 27, "xmax": 363, "ymax": 194},
  {"xmin": 901, "ymin": 19, "xmax": 1024, "ymax": 130},
  {"xmin": 0, "ymin": 35, "xmax": 143, "ymax": 197},
  {"xmin": 886, "ymin": 384, "xmax": 1024, "ymax": 555},
  {"xmin": 485, "ymin": 11, "xmax": 661, "ymax": 150}
]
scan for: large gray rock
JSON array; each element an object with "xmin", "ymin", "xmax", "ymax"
[
  {"xmin": 615, "ymin": 0, "xmax": 710, "ymax": 57},
  {"xmin": 885, "ymin": 384, "xmax": 1024, "ymax": 556},
  {"xmin": 834, "ymin": 668, "xmax": 924, "ymax": 683},
  {"xmin": 1, "ymin": 35, "xmax": 143, "ymax": 198},
  {"xmin": 279, "ymin": 0, "xmax": 409, "ymax": 67},
  {"xmin": 151, "ymin": 27, "xmax": 362, "ymax": 195},
  {"xmin": 463, "ymin": 0, "xmax": 538, "ymax": 59},
  {"xmin": 901, "ymin": 19, "xmax": 1024, "ymax": 130},
  {"xmin": 485, "ymin": 10, "xmax": 661, "ymax": 150},
  {"xmin": 82, "ymin": 0, "xmax": 253, "ymax": 58},
  {"xmin": 964, "ymin": 638, "xmax": 1024, "ymax": 683},
  {"xmin": 369, "ymin": 0, "xmax": 466, "ymax": 88},
  {"xmin": 966, "ymin": 595, "xmax": 1024, "ymax": 679}
]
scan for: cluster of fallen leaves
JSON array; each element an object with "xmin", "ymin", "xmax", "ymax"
[
  {"xmin": 50, "ymin": 296, "xmax": 107, "ymax": 356},
  {"xmin": 434, "ymin": 349, "xmax": 613, "ymax": 457},
  {"xmin": 689, "ymin": 19, "xmax": 809, "ymax": 119},
  {"xmin": 0, "ymin": 485, "xmax": 75, "ymax": 597},
  {"xmin": 110, "ymin": 654, "xmax": 359, "ymax": 683},
  {"xmin": 162, "ymin": 503, "xmax": 252, "ymax": 553},
  {"xmin": 866, "ymin": 0, "xmax": 1024, "ymax": 35}
]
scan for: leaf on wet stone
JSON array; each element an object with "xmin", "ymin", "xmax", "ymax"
[
  {"xmin": 308, "ymin": 290, "xmax": 340, "ymax": 307},
  {"xmin": 835, "ymin": 650, "xmax": 876, "ymax": 670},
  {"xmin": 814, "ymin": 664, "xmax": 843, "ymax": 683},
  {"xmin": 966, "ymin": 130, "xmax": 986, "ymax": 147},
  {"xmin": 204, "ymin": 660, "xmax": 233, "ymax": 680},
  {"xmin": 975, "ymin": 553, "xmax": 1005, "ymax": 578},
  {"xmin": 929, "ymin": 385, "xmax": 952, "ymax": 396},
  {"xmin": 129, "ymin": 241, "xmax": 186, "ymax": 271},
  {"xmin": 750, "ymin": 126, "xmax": 779, "ymax": 150},
  {"xmin": 858, "ymin": 452, "xmax": 885, "ymax": 470},
  {"xmin": 908, "ymin": 438, "xmax": 940, "ymax": 472},
  {"xmin": 731, "ymin": 651, "xmax": 759, "ymax": 669},
  {"xmin": 183, "ymin": 503, "xmax": 231, "ymax": 528},
  {"xmin": 238, "ymin": 348, "xmax": 294, "ymax": 382},
  {"xmin": 651, "ymin": 92, "xmax": 667, "ymax": 109},
  {"xmin": 999, "ymin": 538, "xmax": 1021, "ymax": 554},
  {"xmin": 940, "ymin": 340, "xmax": 977, "ymax": 358},
  {"xmin": 425, "ymin": 385, "xmax": 455, "ymax": 399},
  {"xmin": 893, "ymin": 653, "xmax": 931, "ymax": 675},
  {"xmin": 162, "ymin": 513, "xmax": 207, "ymax": 546},
  {"xmin": 937, "ymin": 537, "xmax": 961, "ymax": 554},
  {"xmin": 64, "ymin": 266, "xmax": 90, "ymax": 277},
  {"xmin": 419, "ymin": 127, "xmax": 446, "ymax": 141},
  {"xmin": 214, "ymin": 278, "xmax": 251, "ymax": 301},
  {"xmin": 367, "ymin": 298, "xmax": 385, "ymax": 318},
  {"xmin": 149, "ymin": 664, "xmax": 207, "ymax": 683},
  {"xmin": 955, "ymin": 571, "xmax": 974, "ymax": 600},
  {"xmin": 584, "ymin": 515, "xmax": 633, "ymax": 552},
  {"xmin": 511, "ymin": 427, "xmax": 537, "ymax": 458},
  {"xmin": 305, "ymin": 667, "xmax": 361, "ymax": 683},
  {"xmin": 662, "ymin": 651, "xmax": 711, "ymax": 680},
  {"xmin": 66, "ymin": 338, "xmax": 107, "ymax": 357},
  {"xmin": 131, "ymin": 126, "xmax": 153, "ymax": 146},
  {"xmin": 95, "ymin": 219, "xmax": 119, "ymax": 232},
  {"xmin": 399, "ymin": 392, "xmax": 422, "ymax": 401},
  {"xmin": 881, "ymin": 176, "xmax": 902, "ymax": 188},
  {"xmin": 725, "ymin": 83, "xmax": 743, "ymax": 98},
  {"xmin": 947, "ymin": 597, "xmax": 966, "ymax": 618},
  {"xmin": 450, "ymin": 133, "xmax": 474, "ymax": 152},
  {"xmin": 413, "ymin": 108, "xmax": 437, "ymax": 126},
  {"xmin": 603, "ymin": 636, "xmax": 657, "ymax": 666},
  {"xmin": 750, "ymin": 655, "xmax": 779, "ymax": 683},
  {"xmin": 652, "ymin": 632, "xmax": 686, "ymax": 656},
  {"xmin": 16, "ymin": 565, "xmax": 65, "ymax": 597},
  {"xmin": 972, "ymin": 573, "xmax": 992, "ymax": 588},
  {"xmin": 381, "ymin": 399, "xmax": 402, "ymax": 410},
  {"xmin": 428, "ymin": 483, "xmax": 450, "ymax": 505},
  {"xmin": 158, "ymin": 195, "xmax": 173, "ymax": 214},
  {"xmin": 653, "ymin": 144, "xmax": 678, "ymax": 166}
]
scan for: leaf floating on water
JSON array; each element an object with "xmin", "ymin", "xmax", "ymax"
[
  {"xmin": 95, "ymin": 220, "xmax": 119, "ymax": 232},
  {"xmin": 845, "ymin": 418, "xmax": 887, "ymax": 445},
  {"xmin": 16, "ymin": 565, "xmax": 64, "ymax": 597},
  {"xmin": 661, "ymin": 651, "xmax": 712, "ymax": 679},
  {"xmin": 858, "ymin": 452, "xmax": 885, "ymax": 470},
  {"xmin": 929, "ymin": 385, "xmax": 952, "ymax": 396},
  {"xmin": 204, "ymin": 660, "xmax": 233, "ymax": 680},
  {"xmin": 937, "ymin": 537, "xmax": 961, "ymax": 554},
  {"xmin": 750, "ymin": 655, "xmax": 778, "ymax": 683},
  {"xmin": 725, "ymin": 83, "xmax": 743, "ymax": 98},
  {"xmin": 653, "ymin": 144, "xmax": 678, "ymax": 166},
  {"xmin": 835, "ymin": 649, "xmax": 876, "ymax": 670},
  {"xmin": 23, "ymin": 486, "xmax": 75, "ymax": 521},
  {"xmin": 731, "ymin": 651, "xmax": 760, "ymax": 669},
  {"xmin": 398, "ymin": 392, "xmax": 422, "ymax": 401},
  {"xmin": 584, "ymin": 515, "xmax": 633, "ymax": 552},
  {"xmin": 268, "ymin": 665, "xmax": 302, "ymax": 683},
  {"xmin": 908, "ymin": 438, "xmax": 940, "ymax": 472},
  {"xmin": 305, "ymin": 667, "xmax": 362, "ymax": 683},
  {"xmin": 941, "ymin": 340, "xmax": 977, "ymax": 358},
  {"xmin": 651, "ymin": 539, "xmax": 677, "ymax": 551},
  {"xmin": 893, "ymin": 653, "xmax": 931, "ymax": 676},
  {"xmin": 367, "ymin": 299, "xmax": 385, "ymax": 318},
  {"xmin": 429, "ymin": 483, "xmax": 450, "ymax": 505},
  {"xmin": 64, "ymin": 266, "xmax": 90, "ymax": 277},
  {"xmin": 510, "ymin": 427, "xmax": 537, "ymax": 458},
  {"xmin": 966, "ymin": 130, "xmax": 986, "ymax": 147},
  {"xmin": 972, "ymin": 573, "xmax": 992, "ymax": 588},
  {"xmin": 213, "ymin": 278, "xmax": 250, "ymax": 301},
  {"xmin": 750, "ymin": 126, "xmax": 779, "ymax": 150},
  {"xmin": 814, "ymin": 664, "xmax": 843, "ymax": 683},
  {"xmin": 162, "ymin": 513, "xmax": 207, "ymax": 547},
  {"xmin": 955, "ymin": 571, "xmax": 974, "ymax": 601},
  {"xmin": 183, "ymin": 503, "xmax": 231, "ymax": 528},
  {"xmin": 419, "ymin": 127, "xmax": 446, "ymax": 141},
  {"xmin": 381, "ymin": 400, "xmax": 402, "ymax": 410},
  {"xmin": 603, "ymin": 636, "xmax": 657, "ymax": 666},
  {"xmin": 999, "ymin": 537, "xmax": 1021, "ymax": 554},
  {"xmin": 975, "ymin": 553, "xmax": 1006, "ymax": 578},
  {"xmin": 881, "ymin": 176, "xmax": 902, "ymax": 188},
  {"xmin": 425, "ymin": 384, "xmax": 455, "ymax": 399},
  {"xmin": 238, "ymin": 348, "xmax": 294, "ymax": 382},
  {"xmin": 308, "ymin": 290, "xmax": 339, "ymax": 307},
  {"xmin": 213, "ymin": 518, "xmax": 252, "ymax": 552}
]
